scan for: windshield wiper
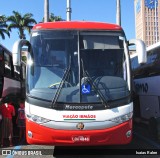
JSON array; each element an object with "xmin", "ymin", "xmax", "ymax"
[
  {"xmin": 81, "ymin": 59, "xmax": 109, "ymax": 108},
  {"xmin": 51, "ymin": 57, "xmax": 71, "ymax": 108},
  {"xmin": 84, "ymin": 71, "xmax": 110, "ymax": 108}
]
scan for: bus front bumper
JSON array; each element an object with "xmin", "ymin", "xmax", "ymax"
[{"xmin": 26, "ymin": 119, "xmax": 132, "ymax": 146}]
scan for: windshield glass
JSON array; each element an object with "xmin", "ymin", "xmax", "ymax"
[{"xmin": 28, "ymin": 30, "xmax": 129, "ymax": 104}]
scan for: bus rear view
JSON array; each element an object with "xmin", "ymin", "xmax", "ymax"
[{"xmin": 12, "ymin": 21, "xmax": 146, "ymax": 146}]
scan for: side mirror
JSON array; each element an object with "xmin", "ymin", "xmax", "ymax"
[
  {"xmin": 12, "ymin": 39, "xmax": 31, "ymax": 66},
  {"xmin": 129, "ymin": 39, "xmax": 147, "ymax": 64}
]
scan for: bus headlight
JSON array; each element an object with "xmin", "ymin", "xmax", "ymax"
[
  {"xmin": 27, "ymin": 114, "xmax": 51, "ymax": 124},
  {"xmin": 110, "ymin": 112, "xmax": 133, "ymax": 124}
]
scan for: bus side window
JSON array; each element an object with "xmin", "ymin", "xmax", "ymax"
[
  {"xmin": 0, "ymin": 47, "xmax": 4, "ymax": 74},
  {"xmin": 4, "ymin": 52, "xmax": 12, "ymax": 77}
]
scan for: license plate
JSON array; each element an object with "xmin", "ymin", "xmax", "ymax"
[{"xmin": 72, "ymin": 136, "xmax": 90, "ymax": 142}]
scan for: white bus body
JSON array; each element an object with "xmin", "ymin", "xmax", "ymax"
[{"xmin": 131, "ymin": 41, "xmax": 160, "ymax": 120}]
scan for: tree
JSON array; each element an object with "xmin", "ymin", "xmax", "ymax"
[
  {"xmin": 7, "ymin": 11, "xmax": 37, "ymax": 39},
  {"xmin": 0, "ymin": 15, "xmax": 10, "ymax": 40},
  {"xmin": 49, "ymin": 13, "xmax": 63, "ymax": 22},
  {"xmin": 42, "ymin": 13, "xmax": 64, "ymax": 22}
]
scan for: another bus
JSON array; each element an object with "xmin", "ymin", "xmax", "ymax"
[
  {"xmin": 0, "ymin": 44, "xmax": 25, "ymax": 102},
  {"xmin": 12, "ymin": 21, "xmax": 146, "ymax": 146},
  {"xmin": 131, "ymin": 41, "xmax": 160, "ymax": 121}
]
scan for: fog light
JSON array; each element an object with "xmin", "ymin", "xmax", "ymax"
[
  {"xmin": 126, "ymin": 130, "xmax": 131, "ymax": 138},
  {"xmin": 28, "ymin": 131, "xmax": 33, "ymax": 138}
]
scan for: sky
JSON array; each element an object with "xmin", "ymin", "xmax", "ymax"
[{"xmin": 0, "ymin": 0, "xmax": 135, "ymax": 51}]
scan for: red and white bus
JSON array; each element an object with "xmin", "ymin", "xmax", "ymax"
[{"xmin": 12, "ymin": 21, "xmax": 146, "ymax": 146}]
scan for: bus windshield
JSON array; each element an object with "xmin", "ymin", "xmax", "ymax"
[{"xmin": 28, "ymin": 30, "xmax": 129, "ymax": 105}]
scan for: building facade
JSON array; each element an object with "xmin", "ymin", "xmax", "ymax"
[{"xmin": 135, "ymin": 0, "xmax": 160, "ymax": 46}]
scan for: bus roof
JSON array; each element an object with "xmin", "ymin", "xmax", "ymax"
[{"xmin": 32, "ymin": 21, "xmax": 122, "ymax": 31}]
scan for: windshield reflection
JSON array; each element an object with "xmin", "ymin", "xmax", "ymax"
[{"xmin": 27, "ymin": 30, "xmax": 129, "ymax": 104}]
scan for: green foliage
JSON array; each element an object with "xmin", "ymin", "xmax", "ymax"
[
  {"xmin": 1, "ymin": 10, "xmax": 63, "ymax": 40},
  {"xmin": 0, "ymin": 15, "xmax": 10, "ymax": 40},
  {"xmin": 49, "ymin": 13, "xmax": 64, "ymax": 22},
  {"xmin": 7, "ymin": 11, "xmax": 37, "ymax": 39},
  {"xmin": 22, "ymin": 56, "xmax": 27, "ymax": 63},
  {"xmin": 42, "ymin": 13, "xmax": 64, "ymax": 22}
]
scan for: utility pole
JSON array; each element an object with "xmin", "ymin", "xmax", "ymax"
[
  {"xmin": 44, "ymin": 0, "xmax": 49, "ymax": 22},
  {"xmin": 66, "ymin": 0, "xmax": 72, "ymax": 21},
  {"xmin": 116, "ymin": 0, "xmax": 121, "ymax": 26}
]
